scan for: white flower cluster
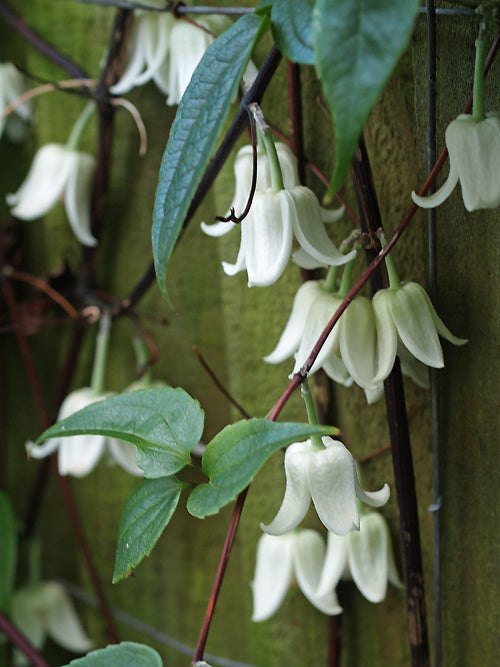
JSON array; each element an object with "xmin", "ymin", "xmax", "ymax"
[
  {"xmin": 265, "ymin": 277, "xmax": 466, "ymax": 402},
  {"xmin": 252, "ymin": 511, "xmax": 402, "ymax": 621}
]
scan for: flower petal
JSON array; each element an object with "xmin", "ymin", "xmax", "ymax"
[
  {"xmin": 354, "ymin": 476, "xmax": 390, "ymax": 508},
  {"xmin": 320, "ymin": 205, "xmax": 345, "ymax": 223},
  {"xmin": 221, "ymin": 228, "xmax": 246, "ymax": 276},
  {"xmin": 264, "ymin": 281, "xmax": 323, "ymax": 364},
  {"xmin": 371, "ymin": 290, "xmax": 398, "ymax": 384},
  {"xmin": 321, "ymin": 354, "xmax": 353, "ymax": 386},
  {"xmin": 411, "ymin": 160, "xmax": 459, "ymax": 209},
  {"xmin": 58, "ymin": 435, "xmax": 105, "ymax": 477},
  {"xmin": 339, "ymin": 297, "xmax": 379, "ymax": 389},
  {"xmin": 292, "ymin": 291, "xmax": 343, "ymax": 375},
  {"xmin": 7, "ymin": 144, "xmax": 73, "ymax": 219},
  {"xmin": 388, "ymin": 283, "xmax": 445, "ymax": 367},
  {"xmin": 27, "ymin": 438, "xmax": 59, "ymax": 459},
  {"xmin": 291, "ymin": 247, "xmax": 330, "ymax": 269},
  {"xmin": 347, "ymin": 513, "xmax": 392, "ymax": 603},
  {"xmin": 42, "ymin": 582, "xmax": 93, "ymax": 652},
  {"xmin": 416, "ymin": 283, "xmax": 468, "ymax": 347},
  {"xmin": 109, "ymin": 18, "xmax": 150, "ymax": 95},
  {"xmin": 64, "ymin": 152, "xmax": 97, "ymax": 247},
  {"xmin": 261, "ymin": 441, "xmax": 312, "ymax": 536},
  {"xmin": 11, "ymin": 586, "xmax": 46, "ymax": 650},
  {"xmin": 251, "ymin": 533, "xmax": 294, "ymax": 621},
  {"xmin": 200, "ymin": 219, "xmax": 236, "ymax": 237},
  {"xmin": 293, "ymin": 530, "xmax": 343, "ymax": 615},
  {"xmin": 397, "ymin": 343, "xmax": 430, "ymax": 389},
  {"xmin": 317, "ymin": 531, "xmax": 348, "ymax": 597},
  {"xmin": 134, "ymin": 14, "xmax": 173, "ymax": 87},
  {"xmin": 286, "ymin": 187, "xmax": 355, "ymax": 267},
  {"xmin": 244, "ymin": 190, "xmax": 293, "ymax": 287},
  {"xmin": 308, "ymin": 438, "xmax": 360, "ymax": 535}
]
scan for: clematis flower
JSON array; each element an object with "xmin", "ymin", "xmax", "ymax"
[
  {"xmin": 261, "ymin": 436, "xmax": 390, "ymax": 536},
  {"xmin": 110, "ymin": 11, "xmax": 174, "ymax": 95},
  {"xmin": 27, "ymin": 388, "xmax": 142, "ymax": 477},
  {"xmin": 371, "ymin": 281, "xmax": 467, "ymax": 384},
  {"xmin": 317, "ymin": 512, "xmax": 403, "ymax": 604},
  {"xmin": 7, "ymin": 143, "xmax": 97, "ymax": 246},
  {"xmin": 11, "ymin": 581, "xmax": 92, "ymax": 665},
  {"xmin": 201, "ymin": 142, "xmax": 301, "ymax": 238},
  {"xmin": 411, "ymin": 113, "xmax": 500, "ymax": 211},
  {"xmin": 251, "ymin": 530, "xmax": 342, "ymax": 621},
  {"xmin": 222, "ymin": 187, "xmax": 353, "ymax": 287},
  {"xmin": 0, "ymin": 62, "xmax": 32, "ymax": 142}
]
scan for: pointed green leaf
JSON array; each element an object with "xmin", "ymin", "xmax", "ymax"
[
  {"xmin": 113, "ymin": 477, "xmax": 183, "ymax": 583},
  {"xmin": 152, "ymin": 13, "xmax": 270, "ymax": 302},
  {"xmin": 312, "ymin": 0, "xmax": 419, "ymax": 195},
  {"xmin": 0, "ymin": 491, "xmax": 17, "ymax": 613},
  {"xmin": 187, "ymin": 419, "xmax": 338, "ymax": 518},
  {"xmin": 66, "ymin": 641, "xmax": 162, "ymax": 666},
  {"xmin": 35, "ymin": 388, "xmax": 204, "ymax": 478},
  {"xmin": 271, "ymin": 0, "xmax": 314, "ymax": 65}
]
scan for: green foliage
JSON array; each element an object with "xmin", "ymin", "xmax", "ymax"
[
  {"xmin": 66, "ymin": 641, "xmax": 162, "ymax": 666},
  {"xmin": 187, "ymin": 419, "xmax": 339, "ymax": 518},
  {"xmin": 113, "ymin": 477, "xmax": 184, "ymax": 583},
  {"xmin": 0, "ymin": 491, "xmax": 17, "ymax": 613},
  {"xmin": 271, "ymin": 0, "xmax": 314, "ymax": 65},
  {"xmin": 152, "ymin": 13, "xmax": 270, "ymax": 302},
  {"xmin": 35, "ymin": 388, "xmax": 204, "ymax": 478},
  {"xmin": 312, "ymin": 0, "xmax": 419, "ymax": 195}
]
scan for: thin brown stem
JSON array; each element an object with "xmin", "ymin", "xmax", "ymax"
[{"xmin": 193, "ymin": 346, "xmax": 251, "ymax": 419}]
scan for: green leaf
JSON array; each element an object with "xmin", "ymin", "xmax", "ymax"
[
  {"xmin": 0, "ymin": 491, "xmax": 17, "ymax": 613},
  {"xmin": 66, "ymin": 641, "xmax": 162, "ymax": 666},
  {"xmin": 152, "ymin": 13, "xmax": 269, "ymax": 302},
  {"xmin": 271, "ymin": 0, "xmax": 314, "ymax": 65},
  {"xmin": 113, "ymin": 477, "xmax": 183, "ymax": 583},
  {"xmin": 187, "ymin": 419, "xmax": 338, "ymax": 518},
  {"xmin": 35, "ymin": 388, "xmax": 204, "ymax": 478},
  {"xmin": 312, "ymin": 0, "xmax": 419, "ymax": 195}
]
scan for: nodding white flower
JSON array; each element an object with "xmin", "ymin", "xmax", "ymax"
[
  {"xmin": 317, "ymin": 512, "xmax": 404, "ymax": 604},
  {"xmin": 7, "ymin": 143, "xmax": 97, "ymax": 247},
  {"xmin": 411, "ymin": 113, "xmax": 500, "ymax": 211},
  {"xmin": 371, "ymin": 281, "xmax": 467, "ymax": 384},
  {"xmin": 222, "ymin": 186, "xmax": 352, "ymax": 287},
  {"xmin": 0, "ymin": 62, "xmax": 32, "ymax": 142},
  {"xmin": 11, "ymin": 581, "xmax": 92, "ymax": 665},
  {"xmin": 201, "ymin": 142, "xmax": 301, "ymax": 238},
  {"xmin": 28, "ymin": 388, "xmax": 142, "ymax": 477},
  {"xmin": 261, "ymin": 436, "xmax": 390, "ymax": 537},
  {"xmin": 252, "ymin": 530, "xmax": 342, "ymax": 621},
  {"xmin": 110, "ymin": 12, "xmax": 174, "ymax": 95}
]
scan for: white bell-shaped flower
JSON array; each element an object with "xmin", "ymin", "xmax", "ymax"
[
  {"xmin": 110, "ymin": 12, "xmax": 174, "ymax": 95},
  {"xmin": 0, "ymin": 62, "xmax": 32, "ymax": 142},
  {"xmin": 28, "ymin": 388, "xmax": 142, "ymax": 477},
  {"xmin": 222, "ymin": 187, "xmax": 353, "ymax": 287},
  {"xmin": 7, "ymin": 143, "xmax": 97, "ymax": 246},
  {"xmin": 11, "ymin": 581, "xmax": 92, "ymax": 665},
  {"xmin": 318, "ymin": 512, "xmax": 403, "ymax": 604},
  {"xmin": 252, "ymin": 530, "xmax": 342, "ymax": 621},
  {"xmin": 261, "ymin": 436, "xmax": 390, "ymax": 536},
  {"xmin": 411, "ymin": 113, "xmax": 500, "ymax": 211},
  {"xmin": 371, "ymin": 281, "xmax": 467, "ymax": 384},
  {"xmin": 201, "ymin": 142, "xmax": 301, "ymax": 238}
]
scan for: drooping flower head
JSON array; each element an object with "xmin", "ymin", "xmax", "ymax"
[
  {"xmin": 7, "ymin": 143, "xmax": 97, "ymax": 246},
  {"xmin": 411, "ymin": 113, "xmax": 500, "ymax": 211},
  {"xmin": 261, "ymin": 436, "xmax": 390, "ymax": 537},
  {"xmin": 252, "ymin": 530, "xmax": 342, "ymax": 621}
]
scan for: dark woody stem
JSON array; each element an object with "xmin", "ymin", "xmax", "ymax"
[{"xmin": 351, "ymin": 135, "xmax": 430, "ymax": 666}]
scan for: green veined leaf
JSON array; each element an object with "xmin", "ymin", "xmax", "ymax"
[
  {"xmin": 152, "ymin": 13, "xmax": 270, "ymax": 302},
  {"xmin": 66, "ymin": 641, "xmax": 162, "ymax": 666},
  {"xmin": 113, "ymin": 477, "xmax": 184, "ymax": 583},
  {"xmin": 0, "ymin": 491, "xmax": 17, "ymax": 613},
  {"xmin": 187, "ymin": 419, "xmax": 338, "ymax": 518},
  {"xmin": 312, "ymin": 0, "xmax": 419, "ymax": 196},
  {"xmin": 271, "ymin": 0, "xmax": 314, "ymax": 65},
  {"xmin": 34, "ymin": 388, "xmax": 204, "ymax": 478}
]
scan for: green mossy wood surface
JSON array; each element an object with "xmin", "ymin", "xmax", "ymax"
[{"xmin": 1, "ymin": 3, "xmax": 498, "ymax": 667}]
